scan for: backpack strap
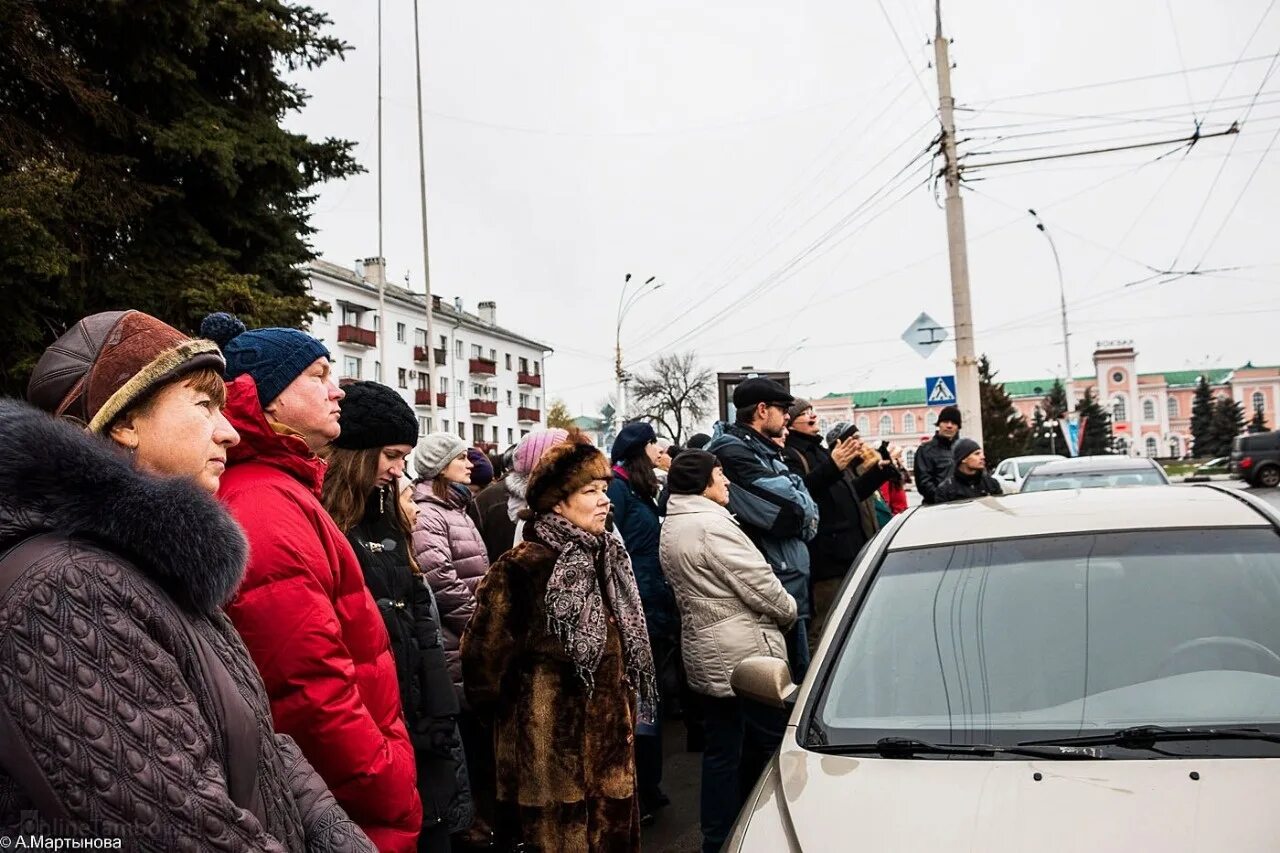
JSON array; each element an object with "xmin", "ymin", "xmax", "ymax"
[{"xmin": 0, "ymin": 533, "xmax": 76, "ymax": 826}]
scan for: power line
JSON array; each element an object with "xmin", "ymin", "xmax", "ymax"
[
  {"xmin": 963, "ymin": 123, "xmax": 1239, "ymax": 171},
  {"xmin": 1165, "ymin": 0, "xmax": 1199, "ymax": 124},
  {"xmin": 877, "ymin": 0, "xmax": 936, "ymax": 113}
]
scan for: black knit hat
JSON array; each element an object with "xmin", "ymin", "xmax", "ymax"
[
  {"xmin": 668, "ymin": 450, "xmax": 720, "ymax": 496},
  {"xmin": 936, "ymin": 405, "xmax": 962, "ymax": 427},
  {"xmin": 952, "ymin": 437, "xmax": 981, "ymax": 465},
  {"xmin": 332, "ymin": 381, "xmax": 418, "ymax": 450}
]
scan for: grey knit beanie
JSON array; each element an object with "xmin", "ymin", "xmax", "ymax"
[{"xmin": 413, "ymin": 433, "xmax": 468, "ymax": 480}]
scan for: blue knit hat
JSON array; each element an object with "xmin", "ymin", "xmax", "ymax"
[
  {"xmin": 200, "ymin": 312, "xmax": 330, "ymax": 406},
  {"xmin": 611, "ymin": 422, "xmax": 657, "ymax": 464}
]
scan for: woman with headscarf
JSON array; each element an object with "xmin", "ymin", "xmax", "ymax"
[
  {"xmin": 461, "ymin": 431, "xmax": 656, "ymax": 853},
  {"xmin": 319, "ymin": 381, "xmax": 472, "ymax": 852},
  {"xmin": 0, "ymin": 311, "xmax": 371, "ymax": 851}
]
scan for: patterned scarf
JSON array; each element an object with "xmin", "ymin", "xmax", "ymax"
[{"xmin": 532, "ymin": 511, "xmax": 658, "ymax": 725}]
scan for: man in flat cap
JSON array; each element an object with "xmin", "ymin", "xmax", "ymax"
[{"xmin": 705, "ymin": 377, "xmax": 819, "ymax": 679}]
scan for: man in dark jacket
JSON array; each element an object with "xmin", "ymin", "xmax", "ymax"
[
  {"xmin": 706, "ymin": 378, "xmax": 819, "ymax": 677},
  {"xmin": 936, "ymin": 437, "xmax": 1003, "ymax": 502},
  {"xmin": 913, "ymin": 405, "xmax": 962, "ymax": 504},
  {"xmin": 784, "ymin": 404, "xmax": 894, "ymax": 644}
]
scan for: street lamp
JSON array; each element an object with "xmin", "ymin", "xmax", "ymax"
[
  {"xmin": 615, "ymin": 273, "xmax": 663, "ymax": 421},
  {"xmin": 1029, "ymin": 209, "xmax": 1075, "ymax": 411}
]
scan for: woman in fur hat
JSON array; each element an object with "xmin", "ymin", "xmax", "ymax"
[
  {"xmin": 461, "ymin": 431, "xmax": 656, "ymax": 853},
  {"xmin": 0, "ymin": 311, "xmax": 371, "ymax": 851},
  {"xmin": 319, "ymin": 381, "xmax": 474, "ymax": 852}
]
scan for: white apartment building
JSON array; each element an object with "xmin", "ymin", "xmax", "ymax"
[{"xmin": 307, "ymin": 256, "xmax": 553, "ymax": 454}]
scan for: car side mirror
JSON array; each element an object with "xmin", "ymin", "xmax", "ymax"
[{"xmin": 731, "ymin": 656, "xmax": 798, "ymax": 710}]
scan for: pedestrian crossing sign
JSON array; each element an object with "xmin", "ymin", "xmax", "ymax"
[{"xmin": 925, "ymin": 375, "xmax": 957, "ymax": 405}]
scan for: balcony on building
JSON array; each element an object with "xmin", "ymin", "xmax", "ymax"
[
  {"xmin": 517, "ymin": 371, "xmax": 542, "ymax": 388},
  {"xmin": 413, "ymin": 346, "xmax": 447, "ymax": 366},
  {"xmin": 470, "ymin": 398, "xmax": 498, "ymax": 416},
  {"xmin": 469, "ymin": 357, "xmax": 498, "ymax": 377},
  {"xmin": 415, "ymin": 390, "xmax": 447, "ymax": 408},
  {"xmin": 517, "ymin": 407, "xmax": 541, "ymax": 423},
  {"xmin": 337, "ymin": 324, "xmax": 376, "ymax": 348}
]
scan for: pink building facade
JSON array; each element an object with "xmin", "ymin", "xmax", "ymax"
[{"xmin": 812, "ymin": 341, "xmax": 1280, "ymax": 463}]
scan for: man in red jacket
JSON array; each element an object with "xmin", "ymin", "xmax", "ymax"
[{"xmin": 200, "ymin": 312, "xmax": 423, "ymax": 853}]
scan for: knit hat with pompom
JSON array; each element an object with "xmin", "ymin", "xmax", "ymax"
[{"xmin": 200, "ymin": 312, "xmax": 330, "ymax": 407}]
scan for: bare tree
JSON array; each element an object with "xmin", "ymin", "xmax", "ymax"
[{"xmin": 629, "ymin": 352, "xmax": 714, "ymax": 443}]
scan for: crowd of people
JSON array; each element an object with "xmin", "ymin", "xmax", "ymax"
[{"xmin": 0, "ymin": 311, "xmax": 997, "ymax": 853}]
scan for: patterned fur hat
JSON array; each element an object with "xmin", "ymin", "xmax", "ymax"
[{"xmin": 525, "ymin": 430, "xmax": 611, "ymax": 515}]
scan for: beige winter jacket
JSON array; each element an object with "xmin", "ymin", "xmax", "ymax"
[{"xmin": 659, "ymin": 493, "xmax": 798, "ymax": 698}]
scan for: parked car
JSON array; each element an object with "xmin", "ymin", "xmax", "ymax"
[
  {"xmin": 1230, "ymin": 431, "xmax": 1280, "ymax": 488},
  {"xmin": 1183, "ymin": 456, "xmax": 1230, "ymax": 483},
  {"xmin": 991, "ymin": 454, "xmax": 1063, "ymax": 493},
  {"xmin": 726, "ymin": 485, "xmax": 1280, "ymax": 852},
  {"xmin": 1019, "ymin": 455, "xmax": 1169, "ymax": 492}
]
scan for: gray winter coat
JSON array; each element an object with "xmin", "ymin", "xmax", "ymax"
[
  {"xmin": 659, "ymin": 494, "xmax": 797, "ymax": 698},
  {"xmin": 0, "ymin": 399, "xmax": 372, "ymax": 852}
]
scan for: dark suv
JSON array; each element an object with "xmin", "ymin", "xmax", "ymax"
[{"xmin": 1230, "ymin": 431, "xmax": 1280, "ymax": 487}]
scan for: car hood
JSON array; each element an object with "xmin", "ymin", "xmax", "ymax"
[{"xmin": 736, "ymin": 742, "xmax": 1280, "ymax": 852}]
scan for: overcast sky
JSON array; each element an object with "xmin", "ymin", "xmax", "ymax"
[{"xmin": 288, "ymin": 0, "xmax": 1280, "ymax": 417}]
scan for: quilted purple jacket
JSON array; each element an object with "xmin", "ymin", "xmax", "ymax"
[{"xmin": 411, "ymin": 483, "xmax": 490, "ymax": 691}]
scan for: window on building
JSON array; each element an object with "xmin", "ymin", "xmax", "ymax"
[
  {"xmin": 857, "ymin": 415, "xmax": 870, "ymax": 434},
  {"xmin": 473, "ymin": 424, "xmax": 485, "ymax": 444},
  {"xmin": 1167, "ymin": 397, "xmax": 1179, "ymax": 420},
  {"xmin": 1145, "ymin": 436, "xmax": 1159, "ymax": 458},
  {"xmin": 903, "ymin": 412, "xmax": 916, "ymax": 433},
  {"xmin": 455, "ymin": 339, "xmax": 464, "ymax": 358},
  {"xmin": 507, "ymin": 428, "xmax": 514, "ymax": 445},
  {"xmin": 489, "ymin": 348, "xmax": 497, "ymax": 361},
  {"xmin": 458, "ymin": 422, "xmax": 466, "ymax": 439},
  {"xmin": 373, "ymin": 361, "xmax": 381, "ymax": 383},
  {"xmin": 492, "ymin": 426, "xmax": 499, "ymax": 443},
  {"xmin": 1169, "ymin": 436, "xmax": 1181, "ymax": 457},
  {"xmin": 506, "ymin": 390, "xmax": 513, "ymax": 405},
  {"xmin": 396, "ymin": 322, "xmax": 406, "ymax": 343},
  {"xmin": 415, "ymin": 328, "xmax": 426, "ymax": 348},
  {"xmin": 1142, "ymin": 398, "xmax": 1155, "ymax": 422},
  {"xmin": 505, "ymin": 353, "xmax": 512, "ymax": 370},
  {"xmin": 519, "ymin": 393, "xmax": 530, "ymax": 407},
  {"xmin": 417, "ymin": 373, "xmax": 429, "ymax": 392},
  {"xmin": 342, "ymin": 356, "xmax": 361, "ymax": 379},
  {"xmin": 472, "ymin": 383, "xmax": 489, "ymax": 399},
  {"xmin": 518, "ymin": 357, "xmax": 529, "ymax": 373},
  {"xmin": 340, "ymin": 305, "xmax": 362, "ymax": 326},
  {"xmin": 520, "ymin": 429, "xmax": 530, "ymax": 439},
  {"xmin": 534, "ymin": 395, "xmax": 541, "ymax": 409},
  {"xmin": 1253, "ymin": 391, "xmax": 1266, "ymax": 413},
  {"xmin": 471, "ymin": 344, "xmax": 483, "ymax": 359},
  {"xmin": 439, "ymin": 334, "xmax": 447, "ymax": 350},
  {"xmin": 533, "ymin": 360, "xmax": 540, "ymax": 374},
  {"xmin": 398, "ymin": 368, "xmax": 408, "ymax": 389},
  {"xmin": 442, "ymin": 419, "xmax": 448, "ymax": 433},
  {"xmin": 1112, "ymin": 395, "xmax": 1127, "ymax": 422},
  {"xmin": 878, "ymin": 414, "xmax": 892, "ymax": 435},
  {"xmin": 372, "ymin": 315, "xmax": 380, "ymax": 332},
  {"xmin": 417, "ymin": 417, "xmax": 428, "ymax": 437},
  {"xmin": 904, "ymin": 448, "xmax": 916, "ymax": 469},
  {"xmin": 457, "ymin": 380, "xmax": 465, "ymax": 396}
]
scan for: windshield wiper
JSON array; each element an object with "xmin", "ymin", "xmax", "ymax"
[
  {"xmin": 1020, "ymin": 725, "xmax": 1280, "ymax": 749},
  {"xmin": 816, "ymin": 736, "xmax": 1106, "ymax": 760}
]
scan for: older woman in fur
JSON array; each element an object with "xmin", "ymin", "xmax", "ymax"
[{"xmin": 460, "ymin": 432, "xmax": 656, "ymax": 853}]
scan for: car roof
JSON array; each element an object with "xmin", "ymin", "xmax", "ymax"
[
  {"xmin": 1026, "ymin": 455, "xmax": 1160, "ymax": 474},
  {"xmin": 1002, "ymin": 454, "xmax": 1063, "ymax": 464},
  {"xmin": 888, "ymin": 486, "xmax": 1272, "ymax": 550}
]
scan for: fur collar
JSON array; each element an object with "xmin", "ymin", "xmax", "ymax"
[{"xmin": 0, "ymin": 399, "xmax": 247, "ymax": 614}]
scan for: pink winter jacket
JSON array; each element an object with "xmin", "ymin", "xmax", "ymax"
[{"xmin": 411, "ymin": 482, "xmax": 490, "ymax": 690}]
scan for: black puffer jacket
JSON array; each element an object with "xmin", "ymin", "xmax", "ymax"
[
  {"xmin": 913, "ymin": 432, "xmax": 955, "ymax": 504},
  {"xmin": 0, "ymin": 399, "xmax": 372, "ymax": 852},
  {"xmin": 935, "ymin": 468, "xmax": 1003, "ymax": 503},
  {"xmin": 346, "ymin": 493, "xmax": 473, "ymax": 835},
  {"xmin": 784, "ymin": 430, "xmax": 891, "ymax": 581}
]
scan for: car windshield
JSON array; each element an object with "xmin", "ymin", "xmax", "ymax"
[
  {"xmin": 1016, "ymin": 460, "xmax": 1051, "ymax": 478},
  {"xmin": 1021, "ymin": 467, "xmax": 1165, "ymax": 491},
  {"xmin": 812, "ymin": 529, "xmax": 1280, "ymax": 755}
]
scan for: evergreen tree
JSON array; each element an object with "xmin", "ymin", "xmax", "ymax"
[
  {"xmin": 1074, "ymin": 388, "xmax": 1114, "ymax": 456},
  {"xmin": 1042, "ymin": 379, "xmax": 1070, "ymax": 419},
  {"xmin": 978, "ymin": 354, "xmax": 1031, "ymax": 466},
  {"xmin": 1207, "ymin": 396, "xmax": 1246, "ymax": 456},
  {"xmin": 0, "ymin": 0, "xmax": 360, "ymax": 395},
  {"xmin": 1027, "ymin": 380, "xmax": 1070, "ymax": 456},
  {"xmin": 1249, "ymin": 407, "xmax": 1269, "ymax": 434},
  {"xmin": 1190, "ymin": 376, "xmax": 1216, "ymax": 457}
]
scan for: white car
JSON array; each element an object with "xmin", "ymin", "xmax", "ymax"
[
  {"xmin": 727, "ymin": 485, "xmax": 1280, "ymax": 852},
  {"xmin": 991, "ymin": 454, "xmax": 1063, "ymax": 493}
]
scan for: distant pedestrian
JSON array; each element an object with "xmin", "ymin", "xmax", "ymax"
[
  {"xmin": 462, "ymin": 432, "xmax": 655, "ymax": 853},
  {"xmin": 608, "ymin": 422, "xmax": 677, "ymax": 823},
  {"xmin": 659, "ymin": 451, "xmax": 796, "ymax": 853},
  {"xmin": 706, "ymin": 378, "xmax": 819, "ymax": 678},
  {"xmin": 687, "ymin": 432, "xmax": 712, "ymax": 450},
  {"xmin": 913, "ymin": 405, "xmax": 962, "ymax": 504},
  {"xmin": 2, "ymin": 311, "xmax": 372, "ymax": 851},
  {"xmin": 936, "ymin": 438, "xmax": 1003, "ymax": 502},
  {"xmin": 320, "ymin": 381, "xmax": 473, "ymax": 849}
]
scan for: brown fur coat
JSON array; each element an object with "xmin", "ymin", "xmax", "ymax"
[{"xmin": 460, "ymin": 535, "xmax": 640, "ymax": 853}]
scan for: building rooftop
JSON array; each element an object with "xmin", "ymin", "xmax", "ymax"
[{"xmin": 309, "ymin": 258, "xmax": 554, "ymax": 352}]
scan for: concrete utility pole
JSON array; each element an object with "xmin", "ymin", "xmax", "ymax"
[
  {"xmin": 933, "ymin": 0, "xmax": 982, "ymax": 445},
  {"xmin": 375, "ymin": 0, "xmax": 387, "ymax": 374},
  {"xmin": 412, "ymin": 0, "xmax": 436, "ymax": 426}
]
